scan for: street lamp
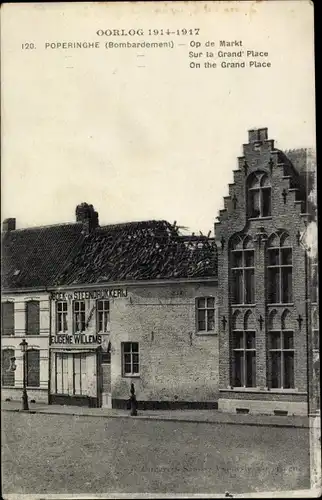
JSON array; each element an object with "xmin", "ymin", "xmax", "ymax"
[{"xmin": 19, "ymin": 339, "xmax": 29, "ymax": 410}]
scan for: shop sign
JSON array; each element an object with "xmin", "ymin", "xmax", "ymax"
[
  {"xmin": 51, "ymin": 334, "xmax": 102, "ymax": 345},
  {"xmin": 51, "ymin": 289, "xmax": 127, "ymax": 301}
]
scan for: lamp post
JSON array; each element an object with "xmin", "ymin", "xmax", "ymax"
[{"xmin": 19, "ymin": 339, "xmax": 29, "ymax": 410}]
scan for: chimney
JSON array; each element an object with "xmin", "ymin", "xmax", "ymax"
[
  {"xmin": 2, "ymin": 218, "xmax": 16, "ymax": 232},
  {"xmin": 75, "ymin": 203, "xmax": 99, "ymax": 233},
  {"xmin": 248, "ymin": 128, "xmax": 268, "ymax": 144}
]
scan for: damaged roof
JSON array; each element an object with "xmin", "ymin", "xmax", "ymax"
[
  {"xmin": 2, "ymin": 219, "xmax": 218, "ymax": 290},
  {"xmin": 1, "ymin": 223, "xmax": 86, "ymax": 289},
  {"xmin": 54, "ymin": 220, "xmax": 218, "ymax": 286}
]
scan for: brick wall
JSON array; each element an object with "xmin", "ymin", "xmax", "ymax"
[
  {"xmin": 110, "ymin": 281, "xmax": 219, "ymax": 402},
  {"xmin": 215, "ymin": 128, "xmax": 312, "ymax": 413}
]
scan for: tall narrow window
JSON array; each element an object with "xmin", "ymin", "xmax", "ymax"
[
  {"xmin": 122, "ymin": 342, "xmax": 139, "ymax": 376},
  {"xmin": 267, "ymin": 233, "xmax": 292, "ymax": 304},
  {"xmin": 232, "ymin": 327, "xmax": 256, "ymax": 388},
  {"xmin": 26, "ymin": 300, "xmax": 40, "ymax": 335},
  {"xmin": 26, "ymin": 349, "xmax": 40, "ymax": 387},
  {"xmin": 73, "ymin": 301, "xmax": 85, "ymax": 332},
  {"xmin": 56, "ymin": 301, "xmax": 68, "ymax": 333},
  {"xmin": 73, "ymin": 353, "xmax": 87, "ymax": 395},
  {"xmin": 268, "ymin": 310, "xmax": 294, "ymax": 389},
  {"xmin": 196, "ymin": 297, "xmax": 215, "ymax": 332},
  {"xmin": 1, "ymin": 302, "xmax": 14, "ymax": 336},
  {"xmin": 231, "ymin": 235, "xmax": 255, "ymax": 305},
  {"xmin": 97, "ymin": 300, "xmax": 110, "ymax": 333},
  {"xmin": 247, "ymin": 171, "xmax": 271, "ymax": 218},
  {"xmin": 312, "ymin": 259, "xmax": 319, "ymax": 304},
  {"xmin": 1, "ymin": 349, "xmax": 15, "ymax": 386}
]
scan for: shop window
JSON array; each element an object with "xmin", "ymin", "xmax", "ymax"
[
  {"xmin": 73, "ymin": 353, "xmax": 87, "ymax": 395},
  {"xmin": 26, "ymin": 349, "xmax": 40, "ymax": 387},
  {"xmin": 26, "ymin": 300, "xmax": 40, "ymax": 335},
  {"xmin": 55, "ymin": 352, "xmax": 87, "ymax": 395},
  {"xmin": 267, "ymin": 233, "xmax": 292, "ymax": 304},
  {"xmin": 231, "ymin": 327, "xmax": 256, "ymax": 388},
  {"xmin": 97, "ymin": 300, "xmax": 110, "ymax": 333},
  {"xmin": 230, "ymin": 235, "xmax": 255, "ymax": 305},
  {"xmin": 196, "ymin": 297, "xmax": 215, "ymax": 332},
  {"xmin": 1, "ymin": 348, "xmax": 15, "ymax": 386},
  {"xmin": 56, "ymin": 301, "xmax": 68, "ymax": 333},
  {"xmin": 122, "ymin": 342, "xmax": 139, "ymax": 376},
  {"xmin": 1, "ymin": 302, "xmax": 14, "ymax": 336},
  {"xmin": 73, "ymin": 300, "xmax": 85, "ymax": 332},
  {"xmin": 247, "ymin": 171, "xmax": 271, "ymax": 218}
]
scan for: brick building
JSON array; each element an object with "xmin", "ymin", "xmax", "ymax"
[
  {"xmin": 1, "ymin": 128, "xmax": 318, "ymax": 415},
  {"xmin": 215, "ymin": 128, "xmax": 318, "ymax": 416}
]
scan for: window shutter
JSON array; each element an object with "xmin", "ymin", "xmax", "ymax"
[
  {"xmin": 26, "ymin": 301, "xmax": 40, "ymax": 335},
  {"xmin": 2, "ymin": 349, "xmax": 15, "ymax": 386},
  {"xmin": 26, "ymin": 349, "xmax": 40, "ymax": 387},
  {"xmin": 1, "ymin": 302, "xmax": 14, "ymax": 336}
]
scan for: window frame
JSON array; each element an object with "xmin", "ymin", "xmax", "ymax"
[
  {"xmin": 230, "ymin": 244, "xmax": 255, "ymax": 305},
  {"xmin": 267, "ymin": 330, "xmax": 295, "ymax": 389},
  {"xmin": 267, "ymin": 238, "xmax": 293, "ymax": 305},
  {"xmin": 122, "ymin": 342, "xmax": 140, "ymax": 377},
  {"xmin": 247, "ymin": 171, "xmax": 272, "ymax": 219},
  {"xmin": 56, "ymin": 300, "xmax": 68, "ymax": 333},
  {"xmin": 73, "ymin": 300, "xmax": 86, "ymax": 333},
  {"xmin": 96, "ymin": 299, "xmax": 110, "ymax": 333},
  {"xmin": 26, "ymin": 348, "xmax": 40, "ymax": 388},
  {"xmin": 1, "ymin": 301, "xmax": 15, "ymax": 336},
  {"xmin": 231, "ymin": 330, "xmax": 256, "ymax": 388},
  {"xmin": 196, "ymin": 296, "xmax": 216, "ymax": 334},
  {"xmin": 26, "ymin": 300, "xmax": 40, "ymax": 336},
  {"xmin": 1, "ymin": 348, "xmax": 15, "ymax": 387}
]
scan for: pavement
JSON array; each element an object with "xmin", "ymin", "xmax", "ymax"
[{"xmin": 1, "ymin": 399, "xmax": 309, "ymax": 427}]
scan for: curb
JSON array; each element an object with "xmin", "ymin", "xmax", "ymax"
[{"xmin": 1, "ymin": 408, "xmax": 310, "ymax": 428}]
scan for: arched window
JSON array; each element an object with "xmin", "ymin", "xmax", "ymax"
[
  {"xmin": 1, "ymin": 348, "xmax": 15, "ymax": 386},
  {"xmin": 26, "ymin": 300, "xmax": 40, "ymax": 335},
  {"xmin": 247, "ymin": 171, "xmax": 271, "ymax": 218},
  {"xmin": 26, "ymin": 349, "xmax": 40, "ymax": 387},
  {"xmin": 230, "ymin": 235, "xmax": 255, "ymax": 305},
  {"xmin": 268, "ymin": 309, "xmax": 294, "ymax": 389},
  {"xmin": 1, "ymin": 301, "xmax": 14, "ymax": 336},
  {"xmin": 267, "ymin": 233, "xmax": 292, "ymax": 304}
]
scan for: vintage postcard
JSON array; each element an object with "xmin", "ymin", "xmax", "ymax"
[{"xmin": 1, "ymin": 1, "xmax": 319, "ymax": 498}]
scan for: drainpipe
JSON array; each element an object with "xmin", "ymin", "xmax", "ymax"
[{"xmin": 47, "ymin": 291, "xmax": 52, "ymax": 405}]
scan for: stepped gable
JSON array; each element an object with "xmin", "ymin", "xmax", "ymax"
[{"xmin": 54, "ymin": 219, "xmax": 218, "ymax": 286}]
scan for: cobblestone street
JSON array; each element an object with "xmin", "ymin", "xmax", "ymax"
[{"xmin": 2, "ymin": 411, "xmax": 310, "ymax": 496}]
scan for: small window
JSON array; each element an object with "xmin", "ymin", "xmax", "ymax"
[
  {"xmin": 122, "ymin": 342, "xmax": 139, "ymax": 376},
  {"xmin": 1, "ymin": 302, "xmax": 14, "ymax": 336},
  {"xmin": 2, "ymin": 349, "xmax": 15, "ymax": 386},
  {"xmin": 26, "ymin": 349, "xmax": 40, "ymax": 387},
  {"xmin": 196, "ymin": 297, "xmax": 215, "ymax": 332},
  {"xmin": 97, "ymin": 300, "xmax": 110, "ymax": 333},
  {"xmin": 56, "ymin": 301, "xmax": 68, "ymax": 333},
  {"xmin": 73, "ymin": 301, "xmax": 86, "ymax": 332},
  {"xmin": 26, "ymin": 300, "xmax": 40, "ymax": 335}
]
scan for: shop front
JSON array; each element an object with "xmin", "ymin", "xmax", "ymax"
[{"xmin": 49, "ymin": 287, "xmax": 119, "ymax": 407}]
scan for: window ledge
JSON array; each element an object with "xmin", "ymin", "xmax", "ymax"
[
  {"xmin": 122, "ymin": 374, "xmax": 140, "ymax": 378},
  {"xmin": 268, "ymin": 303, "xmax": 294, "ymax": 307},
  {"xmin": 220, "ymin": 387, "xmax": 304, "ymax": 394},
  {"xmin": 248, "ymin": 217, "xmax": 272, "ymax": 221},
  {"xmin": 231, "ymin": 304, "xmax": 256, "ymax": 308},
  {"xmin": 196, "ymin": 331, "xmax": 218, "ymax": 336}
]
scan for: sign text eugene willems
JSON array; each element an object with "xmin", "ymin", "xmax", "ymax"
[{"xmin": 50, "ymin": 288, "xmax": 127, "ymax": 346}]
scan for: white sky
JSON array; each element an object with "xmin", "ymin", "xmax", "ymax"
[{"xmin": 1, "ymin": 1, "xmax": 315, "ymax": 234}]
